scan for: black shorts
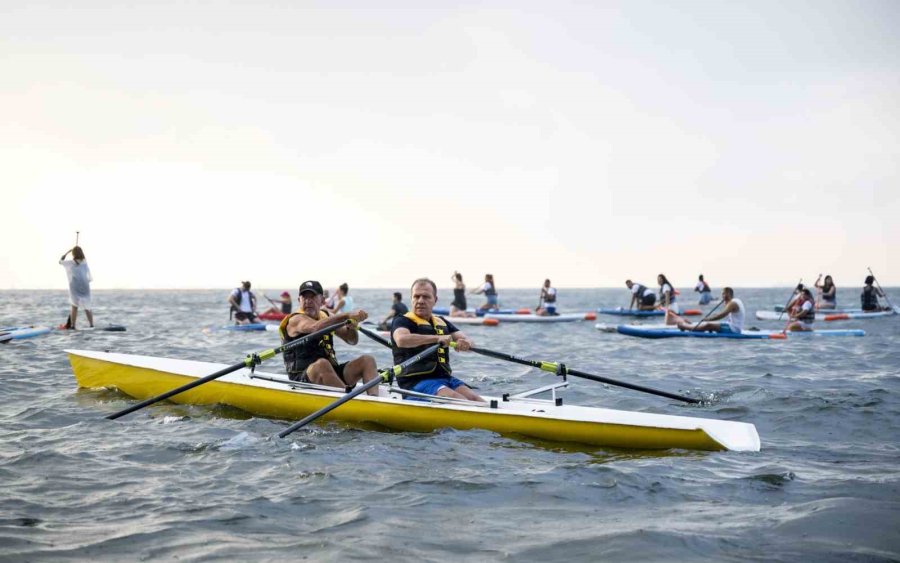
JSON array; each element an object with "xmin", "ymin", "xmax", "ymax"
[
  {"xmin": 641, "ymin": 294, "xmax": 656, "ymax": 307},
  {"xmin": 235, "ymin": 311, "xmax": 259, "ymax": 323},
  {"xmin": 452, "ymin": 297, "xmax": 467, "ymax": 310},
  {"xmin": 290, "ymin": 361, "xmax": 348, "ymax": 384}
]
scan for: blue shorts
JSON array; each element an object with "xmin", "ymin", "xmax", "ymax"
[
  {"xmin": 698, "ymin": 292, "xmax": 711, "ymax": 305},
  {"xmin": 407, "ymin": 376, "xmax": 468, "ymax": 397},
  {"xmin": 718, "ymin": 323, "xmax": 739, "ymax": 334},
  {"xmin": 485, "ymin": 295, "xmax": 499, "ymax": 306},
  {"xmin": 545, "ymin": 305, "xmax": 557, "ymax": 315}
]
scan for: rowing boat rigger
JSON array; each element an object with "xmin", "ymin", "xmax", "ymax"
[{"xmin": 68, "ymin": 350, "xmax": 760, "ymax": 452}]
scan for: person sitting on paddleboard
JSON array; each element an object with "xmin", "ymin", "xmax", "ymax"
[
  {"xmin": 657, "ymin": 274, "xmax": 681, "ymax": 314},
  {"xmin": 279, "ymin": 280, "xmax": 379, "ymax": 394},
  {"xmin": 262, "ymin": 291, "xmax": 293, "ymax": 317},
  {"xmin": 379, "ymin": 291, "xmax": 409, "ymax": 331},
  {"xmin": 228, "ymin": 281, "xmax": 261, "ymax": 324},
  {"xmin": 669, "ymin": 287, "xmax": 744, "ymax": 334},
  {"xmin": 59, "ymin": 245, "xmax": 94, "ymax": 329},
  {"xmin": 815, "ymin": 275, "xmax": 837, "ymax": 310},
  {"xmin": 625, "ymin": 280, "xmax": 657, "ymax": 310},
  {"xmin": 392, "ymin": 278, "xmax": 483, "ymax": 402},
  {"xmin": 330, "ymin": 283, "xmax": 354, "ymax": 314},
  {"xmin": 536, "ymin": 279, "xmax": 558, "ymax": 316},
  {"xmin": 449, "ymin": 271, "xmax": 476, "ymax": 317},
  {"xmin": 861, "ymin": 275, "xmax": 887, "ymax": 312},
  {"xmin": 472, "ymin": 273, "xmax": 499, "ymax": 312},
  {"xmin": 694, "ymin": 274, "xmax": 712, "ymax": 306},
  {"xmin": 787, "ymin": 288, "xmax": 816, "ymax": 331}
]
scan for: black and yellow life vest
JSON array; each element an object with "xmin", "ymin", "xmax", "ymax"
[
  {"xmin": 391, "ymin": 312, "xmax": 451, "ymax": 382},
  {"xmin": 279, "ymin": 310, "xmax": 337, "ymax": 377}
]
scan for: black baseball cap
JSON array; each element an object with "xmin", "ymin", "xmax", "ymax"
[{"xmin": 299, "ymin": 280, "xmax": 324, "ymax": 296}]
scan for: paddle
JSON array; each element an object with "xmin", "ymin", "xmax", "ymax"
[
  {"xmin": 777, "ymin": 278, "xmax": 802, "ymax": 322},
  {"xmin": 106, "ymin": 320, "xmax": 353, "ymax": 420},
  {"xmin": 687, "ymin": 299, "xmax": 724, "ymax": 332},
  {"xmin": 868, "ymin": 267, "xmax": 895, "ymax": 311},
  {"xmin": 356, "ymin": 326, "xmax": 698, "ymax": 404},
  {"xmin": 277, "ymin": 344, "xmax": 440, "ymax": 438}
]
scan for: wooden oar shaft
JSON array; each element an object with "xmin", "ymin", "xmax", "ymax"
[
  {"xmin": 106, "ymin": 320, "xmax": 351, "ymax": 420},
  {"xmin": 277, "ymin": 343, "xmax": 441, "ymax": 438}
]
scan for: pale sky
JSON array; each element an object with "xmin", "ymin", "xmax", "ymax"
[{"xmin": 2, "ymin": 0, "xmax": 898, "ymax": 289}]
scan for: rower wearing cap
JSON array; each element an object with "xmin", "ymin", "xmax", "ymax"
[
  {"xmin": 391, "ymin": 278, "xmax": 483, "ymax": 401},
  {"xmin": 279, "ymin": 280, "xmax": 379, "ymax": 394},
  {"xmin": 228, "ymin": 281, "xmax": 260, "ymax": 324}
]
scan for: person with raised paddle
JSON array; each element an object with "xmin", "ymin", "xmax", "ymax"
[
  {"xmin": 449, "ymin": 271, "xmax": 476, "ymax": 317},
  {"xmin": 785, "ymin": 287, "xmax": 816, "ymax": 331},
  {"xmin": 59, "ymin": 244, "xmax": 94, "ymax": 329},
  {"xmin": 392, "ymin": 278, "xmax": 483, "ymax": 401},
  {"xmin": 668, "ymin": 287, "xmax": 744, "ymax": 334},
  {"xmin": 535, "ymin": 279, "xmax": 558, "ymax": 316},
  {"xmin": 472, "ymin": 273, "xmax": 499, "ymax": 312},
  {"xmin": 279, "ymin": 280, "xmax": 379, "ymax": 395},
  {"xmin": 228, "ymin": 281, "xmax": 261, "ymax": 325},
  {"xmin": 262, "ymin": 291, "xmax": 293, "ymax": 317},
  {"xmin": 625, "ymin": 280, "xmax": 657, "ymax": 311},
  {"xmin": 814, "ymin": 274, "xmax": 837, "ymax": 310}
]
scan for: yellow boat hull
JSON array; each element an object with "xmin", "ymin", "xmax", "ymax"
[{"xmin": 69, "ymin": 350, "xmax": 760, "ymax": 452}]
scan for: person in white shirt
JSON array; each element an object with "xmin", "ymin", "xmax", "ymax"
[
  {"xmin": 59, "ymin": 246, "xmax": 93, "ymax": 329},
  {"xmin": 668, "ymin": 287, "xmax": 744, "ymax": 334},
  {"xmin": 535, "ymin": 279, "xmax": 558, "ymax": 316}
]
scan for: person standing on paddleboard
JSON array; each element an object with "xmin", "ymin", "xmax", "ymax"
[
  {"xmin": 536, "ymin": 279, "xmax": 558, "ymax": 316},
  {"xmin": 694, "ymin": 275, "xmax": 712, "ymax": 305},
  {"xmin": 228, "ymin": 281, "xmax": 261, "ymax": 324},
  {"xmin": 392, "ymin": 278, "xmax": 482, "ymax": 401},
  {"xmin": 59, "ymin": 246, "xmax": 93, "ymax": 329}
]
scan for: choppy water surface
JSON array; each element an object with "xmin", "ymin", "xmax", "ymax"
[{"xmin": 1, "ymin": 287, "xmax": 898, "ymax": 561}]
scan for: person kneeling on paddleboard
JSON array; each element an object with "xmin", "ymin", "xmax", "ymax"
[
  {"xmin": 536, "ymin": 279, "xmax": 558, "ymax": 316},
  {"xmin": 668, "ymin": 287, "xmax": 744, "ymax": 334},
  {"xmin": 861, "ymin": 275, "xmax": 887, "ymax": 312},
  {"xmin": 625, "ymin": 280, "xmax": 657, "ymax": 311},
  {"xmin": 391, "ymin": 278, "xmax": 483, "ymax": 402},
  {"xmin": 228, "ymin": 281, "xmax": 261, "ymax": 324},
  {"xmin": 279, "ymin": 280, "xmax": 379, "ymax": 395},
  {"xmin": 786, "ymin": 288, "xmax": 816, "ymax": 331}
]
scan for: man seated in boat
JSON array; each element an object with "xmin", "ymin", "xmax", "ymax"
[
  {"xmin": 667, "ymin": 287, "xmax": 745, "ymax": 334},
  {"xmin": 786, "ymin": 288, "xmax": 816, "ymax": 331},
  {"xmin": 378, "ymin": 291, "xmax": 408, "ymax": 331},
  {"xmin": 228, "ymin": 281, "xmax": 261, "ymax": 324},
  {"xmin": 625, "ymin": 280, "xmax": 657, "ymax": 311},
  {"xmin": 391, "ymin": 278, "xmax": 483, "ymax": 402},
  {"xmin": 535, "ymin": 279, "xmax": 558, "ymax": 316},
  {"xmin": 278, "ymin": 280, "xmax": 379, "ymax": 395}
]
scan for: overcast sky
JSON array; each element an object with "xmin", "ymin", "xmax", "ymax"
[{"xmin": 2, "ymin": 0, "xmax": 897, "ymax": 290}]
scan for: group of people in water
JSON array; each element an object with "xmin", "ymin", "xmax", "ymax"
[{"xmin": 227, "ymin": 281, "xmax": 357, "ymax": 325}]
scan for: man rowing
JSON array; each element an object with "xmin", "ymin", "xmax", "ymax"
[
  {"xmin": 278, "ymin": 280, "xmax": 379, "ymax": 395},
  {"xmin": 668, "ymin": 287, "xmax": 744, "ymax": 334},
  {"xmin": 391, "ymin": 278, "xmax": 483, "ymax": 401},
  {"xmin": 625, "ymin": 280, "xmax": 657, "ymax": 311}
]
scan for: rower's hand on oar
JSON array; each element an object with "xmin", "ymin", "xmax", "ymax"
[
  {"xmin": 454, "ymin": 335, "xmax": 473, "ymax": 352},
  {"xmin": 349, "ymin": 310, "xmax": 368, "ymax": 323}
]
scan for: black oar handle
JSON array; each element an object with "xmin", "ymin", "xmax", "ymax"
[
  {"xmin": 106, "ymin": 320, "xmax": 352, "ymax": 420},
  {"xmin": 277, "ymin": 344, "xmax": 440, "ymax": 438},
  {"xmin": 358, "ymin": 325, "xmax": 391, "ymax": 348}
]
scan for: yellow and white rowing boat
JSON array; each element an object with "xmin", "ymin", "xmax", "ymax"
[{"xmin": 67, "ymin": 349, "xmax": 760, "ymax": 452}]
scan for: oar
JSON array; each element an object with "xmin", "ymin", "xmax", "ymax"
[
  {"xmin": 466, "ymin": 346, "xmax": 700, "ymax": 404},
  {"xmin": 357, "ymin": 324, "xmax": 698, "ymax": 403},
  {"xmin": 106, "ymin": 320, "xmax": 353, "ymax": 420},
  {"xmin": 868, "ymin": 267, "xmax": 895, "ymax": 311},
  {"xmin": 688, "ymin": 299, "xmax": 724, "ymax": 332},
  {"xmin": 277, "ymin": 344, "xmax": 440, "ymax": 438}
]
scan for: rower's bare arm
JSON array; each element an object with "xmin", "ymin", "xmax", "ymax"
[
  {"xmin": 393, "ymin": 327, "xmax": 449, "ymax": 348},
  {"xmin": 452, "ymin": 332, "xmax": 472, "ymax": 351}
]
